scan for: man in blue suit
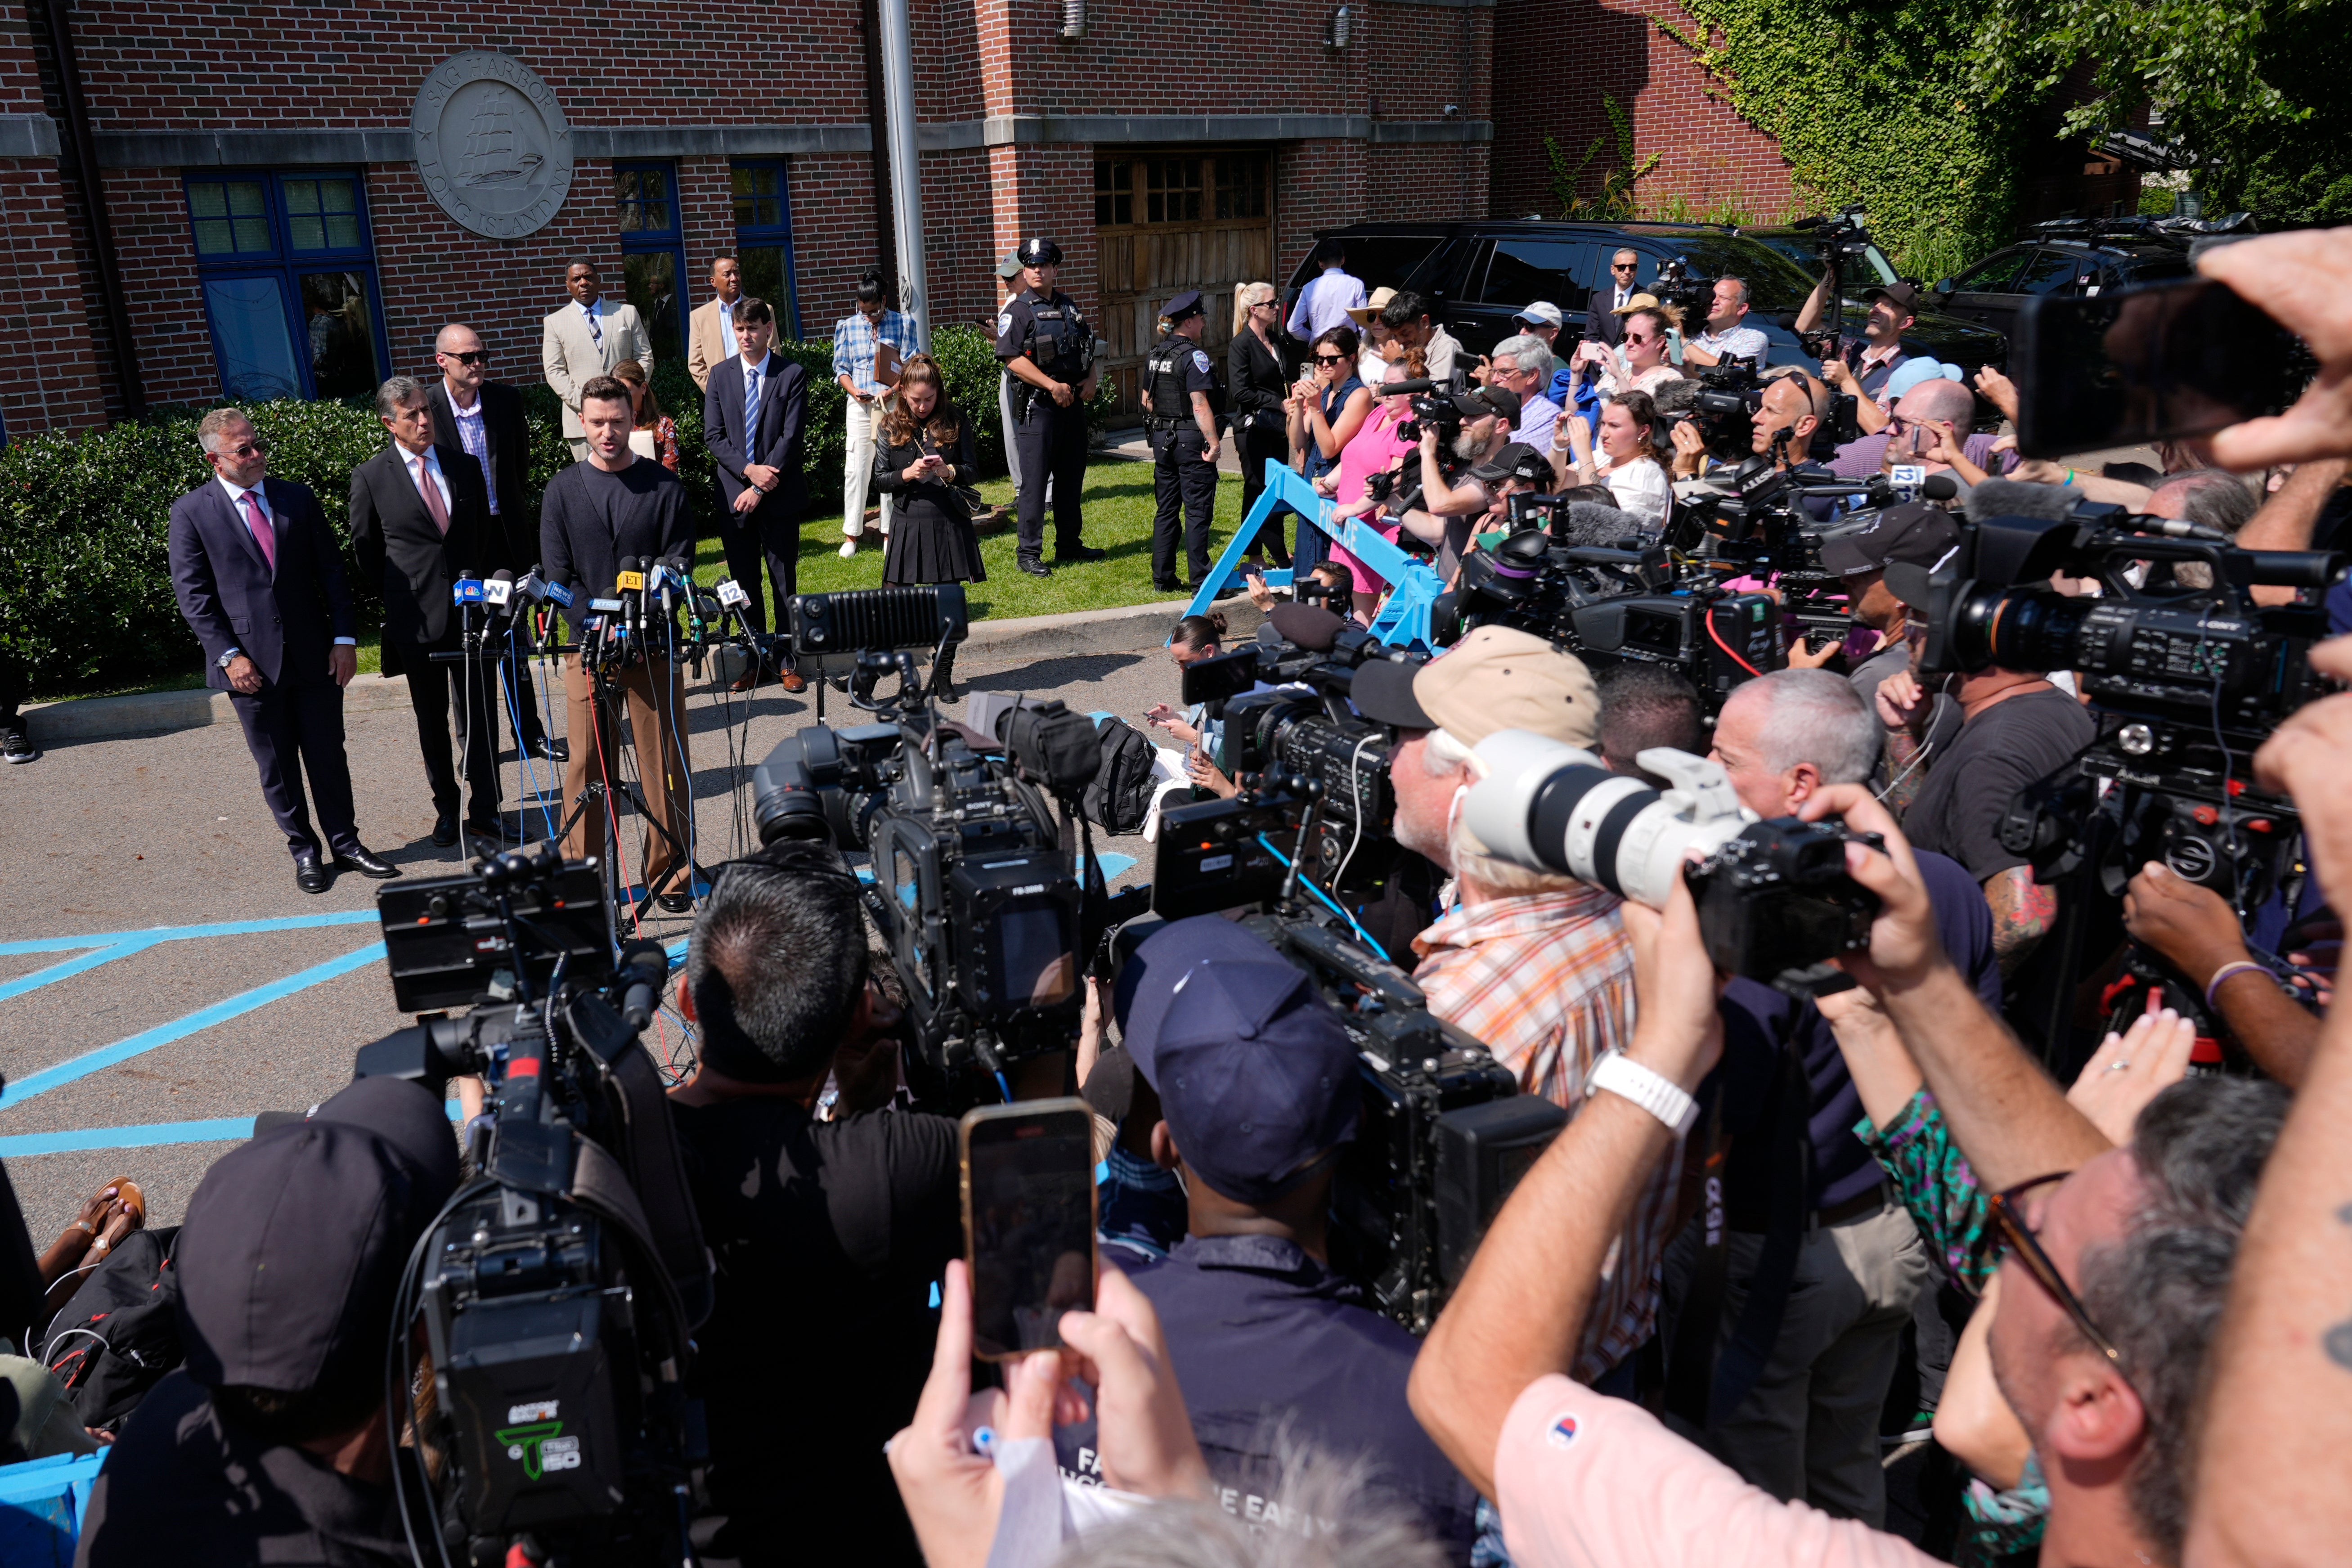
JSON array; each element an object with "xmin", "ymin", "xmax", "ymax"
[
  {"xmin": 703, "ymin": 295, "xmax": 808, "ymax": 692},
  {"xmin": 169, "ymin": 407, "xmax": 399, "ymax": 894}
]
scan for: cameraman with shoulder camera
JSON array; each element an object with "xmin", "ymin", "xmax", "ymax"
[
  {"xmin": 1801, "ymin": 281, "xmax": 1917, "ymax": 402},
  {"xmin": 79, "ymin": 1078, "xmax": 459, "ymax": 1567},
  {"xmin": 1396, "ymin": 384, "xmax": 1519, "ymax": 578},
  {"xmin": 1681, "ymin": 278, "xmax": 1770, "ymax": 372},
  {"xmin": 1353, "ymin": 629, "xmax": 1666, "ymax": 1388},
  {"xmin": 1677, "ymin": 669, "xmax": 2000, "ymax": 1524},
  {"xmin": 667, "ymin": 840, "xmax": 962, "ymax": 1568}
]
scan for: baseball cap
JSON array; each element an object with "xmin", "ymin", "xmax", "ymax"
[
  {"xmin": 1346, "ymin": 285, "xmax": 1399, "ymax": 326},
  {"xmin": 1413, "ymin": 625, "xmax": 1599, "ymax": 748},
  {"xmin": 1452, "ymin": 385, "xmax": 1521, "ymax": 425},
  {"xmin": 1513, "ymin": 301, "xmax": 1564, "ymax": 329},
  {"xmin": 1867, "ymin": 281, "xmax": 1923, "ymax": 316},
  {"xmin": 996, "ymin": 250, "xmax": 1023, "ymax": 281},
  {"xmin": 1351, "ymin": 655, "xmax": 1435, "ymax": 730},
  {"xmin": 1611, "ymin": 292, "xmax": 1663, "ymax": 316},
  {"xmin": 1115, "ymin": 917, "xmax": 1359, "ymax": 1206},
  {"xmin": 1818, "ymin": 499, "xmax": 1961, "ymax": 577},
  {"xmin": 1470, "ymin": 440, "xmax": 1550, "ymax": 486},
  {"xmin": 178, "ymin": 1077, "xmax": 458, "ymax": 1413}
]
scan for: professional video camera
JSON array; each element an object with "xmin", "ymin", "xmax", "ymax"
[
  {"xmin": 1450, "ymin": 522, "xmax": 1785, "ymax": 710},
  {"xmin": 748, "ymin": 589, "xmax": 1140, "ymax": 1100},
  {"xmin": 1788, "ymin": 205, "xmax": 1878, "ymax": 358},
  {"xmin": 352, "ymin": 846, "xmax": 713, "ymax": 1568},
  {"xmin": 1463, "ymin": 733, "xmax": 1882, "ymax": 990},
  {"xmin": 1649, "ymin": 255, "xmax": 1714, "ymax": 319},
  {"xmin": 1905, "ymin": 493, "xmax": 2346, "ymax": 913}
]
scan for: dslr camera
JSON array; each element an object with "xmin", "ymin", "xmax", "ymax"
[{"xmin": 355, "ymin": 847, "xmax": 714, "ymax": 1568}]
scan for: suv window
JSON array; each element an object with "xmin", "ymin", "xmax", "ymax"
[
  {"xmin": 1951, "ymin": 247, "xmax": 2030, "ymax": 293},
  {"xmin": 2110, "ymin": 252, "xmax": 2193, "ymax": 288},
  {"xmin": 1331, "ymin": 235, "xmax": 1445, "ymax": 295},
  {"xmin": 2014, "ymin": 249, "xmax": 2088, "ymax": 296},
  {"xmin": 1659, "ymin": 236, "xmax": 1817, "ymax": 312},
  {"xmin": 1480, "ymin": 237, "xmax": 1591, "ymax": 308}
]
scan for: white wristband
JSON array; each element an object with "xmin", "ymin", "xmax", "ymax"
[{"xmin": 1588, "ymin": 1050, "xmax": 1699, "ymax": 1135}]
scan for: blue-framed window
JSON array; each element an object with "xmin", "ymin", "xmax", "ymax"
[
  {"xmin": 184, "ymin": 171, "xmax": 387, "ymax": 402},
  {"xmin": 615, "ymin": 162, "xmax": 688, "ymax": 362},
  {"xmin": 731, "ymin": 160, "xmax": 799, "ymax": 338}
]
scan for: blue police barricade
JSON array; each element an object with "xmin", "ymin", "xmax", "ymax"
[
  {"xmin": 1180, "ymin": 462, "xmax": 1445, "ymax": 651},
  {"xmin": 0, "ymin": 1447, "xmax": 108, "ymax": 1565}
]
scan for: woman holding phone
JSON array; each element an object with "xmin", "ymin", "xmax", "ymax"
[
  {"xmin": 873, "ymin": 353, "xmax": 983, "ymax": 696},
  {"xmin": 1284, "ymin": 324, "xmax": 1372, "ymax": 577}
]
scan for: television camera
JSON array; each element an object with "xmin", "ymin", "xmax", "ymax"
[{"xmin": 353, "ymin": 845, "xmax": 714, "ymax": 1568}]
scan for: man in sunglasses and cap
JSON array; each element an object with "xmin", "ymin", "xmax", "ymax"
[{"xmin": 1083, "ymin": 915, "xmax": 1479, "ymax": 1553}]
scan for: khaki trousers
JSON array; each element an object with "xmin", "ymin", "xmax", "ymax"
[{"xmin": 561, "ymin": 653, "xmax": 692, "ymax": 893}]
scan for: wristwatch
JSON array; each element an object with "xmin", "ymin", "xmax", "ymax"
[
  {"xmin": 1587, "ymin": 1050, "xmax": 1699, "ymax": 1135},
  {"xmin": 217, "ymin": 648, "xmax": 241, "ymax": 669}
]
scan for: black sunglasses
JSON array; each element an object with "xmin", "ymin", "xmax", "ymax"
[
  {"xmin": 1611, "ymin": 261, "xmax": 1638, "ymax": 271},
  {"xmin": 1313, "ymin": 352, "xmax": 1347, "ymax": 364},
  {"xmin": 1987, "ymin": 1172, "xmax": 2130, "ymax": 1379},
  {"xmin": 444, "ymin": 350, "xmax": 486, "ymax": 365}
]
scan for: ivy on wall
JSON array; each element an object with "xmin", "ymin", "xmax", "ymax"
[{"xmin": 1660, "ymin": 0, "xmax": 2033, "ymax": 279}]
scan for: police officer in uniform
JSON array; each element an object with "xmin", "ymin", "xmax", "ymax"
[
  {"xmin": 996, "ymin": 237, "xmax": 1104, "ymax": 578},
  {"xmin": 1143, "ymin": 290, "xmax": 1222, "ymax": 592}
]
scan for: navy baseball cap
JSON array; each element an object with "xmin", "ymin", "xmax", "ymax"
[
  {"xmin": 1115, "ymin": 917, "xmax": 1360, "ymax": 1205},
  {"xmin": 1162, "ymin": 290, "xmax": 1205, "ymax": 323},
  {"xmin": 178, "ymin": 1078, "xmax": 458, "ymax": 1412}
]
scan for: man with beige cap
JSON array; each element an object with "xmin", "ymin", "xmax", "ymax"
[{"xmin": 1353, "ymin": 626, "xmax": 1670, "ymax": 1392}]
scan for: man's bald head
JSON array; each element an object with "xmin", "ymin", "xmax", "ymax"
[
  {"xmin": 1752, "ymin": 369, "xmax": 1824, "ymax": 460},
  {"xmin": 1894, "ymin": 377, "xmax": 1974, "ymax": 428}
]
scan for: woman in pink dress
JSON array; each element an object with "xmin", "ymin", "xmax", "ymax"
[{"xmin": 1321, "ymin": 355, "xmax": 1424, "ymax": 624}]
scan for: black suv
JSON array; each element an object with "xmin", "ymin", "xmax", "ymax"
[
  {"xmin": 1287, "ymin": 220, "xmax": 2007, "ymax": 373},
  {"xmin": 1930, "ymin": 224, "xmax": 2196, "ymax": 344}
]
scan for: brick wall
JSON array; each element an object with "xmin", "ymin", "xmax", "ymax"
[
  {"xmin": 0, "ymin": 156, "xmax": 110, "ymax": 434},
  {"xmin": 1489, "ymin": 0, "xmax": 1794, "ymax": 222}
]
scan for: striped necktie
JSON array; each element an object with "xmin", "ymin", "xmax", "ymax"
[
  {"xmin": 585, "ymin": 303, "xmax": 602, "ymax": 350},
  {"xmin": 744, "ymin": 362, "xmax": 760, "ymax": 449}
]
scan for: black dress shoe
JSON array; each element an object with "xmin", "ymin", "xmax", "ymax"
[
  {"xmin": 464, "ymin": 814, "xmax": 524, "ymax": 847},
  {"xmin": 431, "ymin": 810, "xmax": 459, "ymax": 847},
  {"xmin": 530, "ymin": 736, "xmax": 570, "ymax": 763},
  {"xmin": 1056, "ymin": 543, "xmax": 1107, "ymax": 563},
  {"xmin": 1154, "ymin": 578, "xmax": 1184, "ymax": 594},
  {"xmin": 655, "ymin": 891, "xmax": 695, "ymax": 914},
  {"xmin": 334, "ymin": 845, "xmax": 401, "ymax": 879},
  {"xmin": 293, "ymin": 850, "xmax": 332, "ymax": 895},
  {"xmin": 1017, "ymin": 557, "xmax": 1051, "ymax": 578}
]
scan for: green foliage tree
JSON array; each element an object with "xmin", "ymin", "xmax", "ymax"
[{"xmin": 1545, "ymin": 96, "xmax": 1662, "ymax": 219}]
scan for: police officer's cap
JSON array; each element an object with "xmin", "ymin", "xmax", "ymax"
[
  {"xmin": 1017, "ymin": 237, "xmax": 1062, "ymax": 269},
  {"xmin": 1161, "ymin": 290, "xmax": 1205, "ymax": 324}
]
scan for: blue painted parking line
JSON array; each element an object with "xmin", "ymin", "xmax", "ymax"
[
  {"xmin": 0, "ymin": 909, "xmax": 380, "ymax": 957},
  {"xmin": 0, "ymin": 1117, "xmax": 260, "ymax": 1158},
  {"xmin": 0, "ymin": 942, "xmax": 388, "ymax": 1110}
]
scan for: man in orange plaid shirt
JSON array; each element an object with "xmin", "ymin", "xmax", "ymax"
[{"xmin": 1354, "ymin": 626, "xmax": 1671, "ymax": 1390}]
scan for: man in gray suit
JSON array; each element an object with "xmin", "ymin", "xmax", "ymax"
[
  {"xmin": 542, "ymin": 260, "xmax": 654, "ymax": 460},
  {"xmin": 703, "ymin": 296, "xmax": 808, "ymax": 692}
]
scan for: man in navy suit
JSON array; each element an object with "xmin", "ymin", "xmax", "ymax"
[
  {"xmin": 350, "ymin": 376, "xmax": 502, "ymax": 850},
  {"xmin": 168, "ymin": 407, "xmax": 398, "ymax": 894},
  {"xmin": 702, "ymin": 295, "xmax": 808, "ymax": 692}
]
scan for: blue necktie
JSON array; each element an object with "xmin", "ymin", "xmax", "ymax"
[{"xmin": 744, "ymin": 364, "xmax": 760, "ymax": 449}]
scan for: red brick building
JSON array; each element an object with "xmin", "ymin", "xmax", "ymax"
[{"xmin": 0, "ymin": 0, "xmax": 1506, "ymax": 436}]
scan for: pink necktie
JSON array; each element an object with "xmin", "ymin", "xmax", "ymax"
[
  {"xmin": 240, "ymin": 491, "xmax": 276, "ymax": 570},
  {"xmin": 413, "ymin": 456, "xmax": 451, "ymax": 535}
]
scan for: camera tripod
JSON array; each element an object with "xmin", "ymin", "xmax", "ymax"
[{"xmin": 562, "ymin": 647, "xmax": 713, "ymax": 919}]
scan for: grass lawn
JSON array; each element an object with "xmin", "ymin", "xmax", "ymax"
[
  {"xmin": 40, "ymin": 458, "xmax": 1251, "ymax": 705},
  {"xmin": 722, "ymin": 458, "xmax": 1255, "ymax": 622}
]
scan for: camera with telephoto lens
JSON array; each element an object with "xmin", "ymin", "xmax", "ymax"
[
  {"xmin": 1461, "ymin": 732, "xmax": 1882, "ymax": 991},
  {"xmin": 751, "ymin": 599, "xmax": 1143, "ymax": 1098},
  {"xmin": 1905, "ymin": 503, "xmax": 2346, "ymax": 912},
  {"xmin": 1109, "ymin": 908, "xmax": 1567, "ymax": 1336},
  {"xmin": 354, "ymin": 845, "xmax": 714, "ymax": 1568},
  {"xmin": 1649, "ymin": 255, "xmax": 1715, "ymax": 319},
  {"xmin": 1449, "ymin": 525, "xmax": 1786, "ymax": 712}
]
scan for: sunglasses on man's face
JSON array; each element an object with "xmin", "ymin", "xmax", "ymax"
[
  {"xmin": 1612, "ymin": 262, "xmax": 1638, "ymax": 272},
  {"xmin": 444, "ymin": 350, "xmax": 486, "ymax": 366},
  {"xmin": 1987, "ymin": 1173, "xmax": 2132, "ymax": 1379},
  {"xmin": 218, "ymin": 438, "xmax": 272, "ymax": 458}
]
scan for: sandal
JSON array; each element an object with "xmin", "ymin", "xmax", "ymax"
[{"xmin": 91, "ymin": 1180, "xmax": 144, "ymax": 1256}]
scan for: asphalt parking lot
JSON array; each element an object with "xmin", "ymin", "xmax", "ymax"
[{"xmin": 1, "ymin": 628, "xmax": 1187, "ymax": 1241}]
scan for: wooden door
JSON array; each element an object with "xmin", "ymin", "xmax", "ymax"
[{"xmin": 1093, "ymin": 150, "xmax": 1275, "ymax": 416}]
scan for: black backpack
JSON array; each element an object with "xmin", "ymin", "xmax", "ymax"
[
  {"xmin": 42, "ymin": 1226, "xmax": 184, "ymax": 1433},
  {"xmin": 1082, "ymin": 714, "xmax": 1160, "ymax": 836}
]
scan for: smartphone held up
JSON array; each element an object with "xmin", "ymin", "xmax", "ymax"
[{"xmin": 960, "ymin": 1097, "xmax": 1098, "ymax": 1359}]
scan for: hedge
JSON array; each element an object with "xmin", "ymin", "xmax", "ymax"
[{"xmin": 1, "ymin": 324, "xmax": 1106, "ymax": 700}]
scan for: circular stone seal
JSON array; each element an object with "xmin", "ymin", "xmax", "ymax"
[{"xmin": 411, "ymin": 52, "xmax": 574, "ymax": 240}]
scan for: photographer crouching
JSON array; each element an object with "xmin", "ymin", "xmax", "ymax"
[{"xmin": 667, "ymin": 840, "xmax": 962, "ymax": 1568}]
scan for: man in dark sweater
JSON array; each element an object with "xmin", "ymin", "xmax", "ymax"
[{"xmin": 540, "ymin": 375, "xmax": 698, "ymax": 912}]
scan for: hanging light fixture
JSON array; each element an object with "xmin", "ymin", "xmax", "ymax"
[
  {"xmin": 1327, "ymin": 5, "xmax": 1351, "ymax": 49},
  {"xmin": 1063, "ymin": 0, "xmax": 1087, "ymax": 39}
]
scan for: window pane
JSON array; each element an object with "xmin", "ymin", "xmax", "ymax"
[
  {"xmin": 739, "ymin": 246, "xmax": 788, "ymax": 328},
  {"xmin": 190, "ymin": 179, "xmax": 272, "ymax": 256},
  {"xmin": 1480, "ymin": 239, "xmax": 1584, "ymax": 307},
  {"xmin": 1214, "ymin": 156, "xmax": 1266, "ymax": 220},
  {"xmin": 2015, "ymin": 249, "xmax": 2085, "ymax": 297},
  {"xmin": 1146, "ymin": 158, "xmax": 1201, "ymax": 225},
  {"xmin": 299, "ymin": 270, "xmax": 378, "ymax": 399},
  {"xmin": 205, "ymin": 276, "xmax": 303, "ymax": 400},
  {"xmin": 1952, "ymin": 247, "xmax": 2029, "ymax": 293},
  {"xmin": 624, "ymin": 250, "xmax": 682, "ymax": 358}
]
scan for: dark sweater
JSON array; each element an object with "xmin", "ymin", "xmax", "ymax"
[{"xmin": 538, "ymin": 457, "xmax": 694, "ymax": 630}]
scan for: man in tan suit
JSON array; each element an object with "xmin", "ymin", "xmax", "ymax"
[
  {"xmin": 687, "ymin": 254, "xmax": 743, "ymax": 393},
  {"xmin": 542, "ymin": 260, "xmax": 654, "ymax": 460}
]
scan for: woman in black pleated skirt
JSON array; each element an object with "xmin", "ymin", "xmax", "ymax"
[{"xmin": 874, "ymin": 352, "xmax": 984, "ymax": 695}]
